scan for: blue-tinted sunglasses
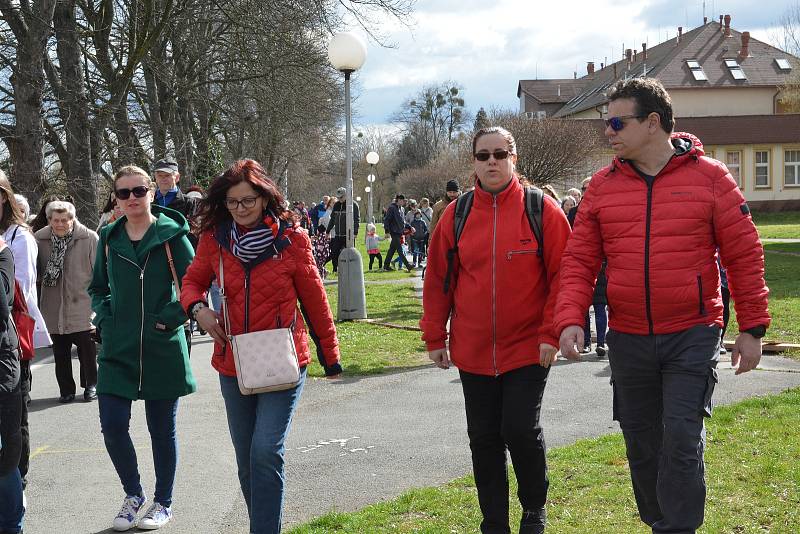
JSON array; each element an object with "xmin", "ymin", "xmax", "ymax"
[{"xmin": 605, "ymin": 114, "xmax": 647, "ymax": 131}]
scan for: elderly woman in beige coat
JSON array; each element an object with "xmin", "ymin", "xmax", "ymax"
[{"xmin": 35, "ymin": 201, "xmax": 100, "ymax": 403}]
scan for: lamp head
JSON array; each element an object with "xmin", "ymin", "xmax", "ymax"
[
  {"xmin": 328, "ymin": 32, "xmax": 367, "ymax": 72},
  {"xmin": 366, "ymin": 151, "xmax": 380, "ymax": 165}
]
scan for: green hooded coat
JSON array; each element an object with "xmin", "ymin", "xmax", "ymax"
[{"xmin": 89, "ymin": 205, "xmax": 196, "ymax": 400}]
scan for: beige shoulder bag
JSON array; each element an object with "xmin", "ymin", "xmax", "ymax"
[{"xmin": 218, "ymin": 247, "xmax": 300, "ymax": 394}]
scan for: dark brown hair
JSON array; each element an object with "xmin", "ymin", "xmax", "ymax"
[
  {"xmin": 607, "ymin": 77, "xmax": 674, "ymax": 134},
  {"xmin": 0, "ymin": 171, "xmax": 29, "ymax": 231},
  {"xmin": 472, "ymin": 126, "xmax": 517, "ymax": 155},
  {"xmin": 197, "ymin": 159, "xmax": 292, "ymax": 233}
]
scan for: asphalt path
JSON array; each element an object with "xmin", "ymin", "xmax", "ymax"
[{"xmin": 21, "ymin": 338, "xmax": 800, "ymax": 534}]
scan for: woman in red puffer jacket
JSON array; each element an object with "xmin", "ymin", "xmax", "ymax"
[{"xmin": 181, "ymin": 159, "xmax": 340, "ymax": 534}]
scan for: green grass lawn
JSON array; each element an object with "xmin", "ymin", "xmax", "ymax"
[
  {"xmin": 752, "ymin": 210, "xmax": 800, "ymax": 239},
  {"xmin": 726, "ymin": 246, "xmax": 800, "ymax": 345},
  {"xmin": 305, "ymin": 281, "xmax": 426, "ymax": 378},
  {"xmin": 288, "ymin": 388, "xmax": 800, "ymax": 533}
]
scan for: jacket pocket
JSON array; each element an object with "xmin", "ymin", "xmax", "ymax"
[
  {"xmin": 696, "ymin": 274, "xmax": 706, "ymax": 316},
  {"xmin": 506, "ymin": 249, "xmax": 538, "ymax": 261},
  {"xmin": 156, "ymin": 301, "xmax": 190, "ymax": 331}
]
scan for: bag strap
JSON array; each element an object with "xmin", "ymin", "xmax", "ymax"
[
  {"xmin": 524, "ymin": 186, "xmax": 545, "ymax": 260},
  {"xmin": 218, "ymin": 245, "xmax": 231, "ymax": 337},
  {"xmin": 442, "ymin": 191, "xmax": 473, "ymax": 294},
  {"xmin": 164, "ymin": 241, "xmax": 181, "ymax": 292}
]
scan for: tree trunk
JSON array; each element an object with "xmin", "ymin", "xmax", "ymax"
[{"xmin": 54, "ymin": 0, "xmax": 99, "ymax": 227}]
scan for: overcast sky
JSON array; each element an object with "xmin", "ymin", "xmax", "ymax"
[{"xmin": 345, "ymin": 0, "xmax": 796, "ymax": 128}]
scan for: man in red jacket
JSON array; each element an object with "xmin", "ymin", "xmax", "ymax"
[{"xmin": 555, "ymin": 78, "xmax": 770, "ymax": 534}]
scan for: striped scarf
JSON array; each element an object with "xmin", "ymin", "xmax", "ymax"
[
  {"xmin": 229, "ymin": 212, "xmax": 280, "ymax": 263},
  {"xmin": 42, "ymin": 230, "xmax": 74, "ymax": 287}
]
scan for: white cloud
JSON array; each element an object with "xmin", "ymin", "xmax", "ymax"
[{"xmin": 347, "ymin": 0, "xmax": 797, "ymax": 124}]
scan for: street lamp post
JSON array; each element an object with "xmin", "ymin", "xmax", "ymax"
[
  {"xmin": 366, "ymin": 151, "xmax": 379, "ymax": 224},
  {"xmin": 328, "ymin": 32, "xmax": 367, "ymax": 320}
]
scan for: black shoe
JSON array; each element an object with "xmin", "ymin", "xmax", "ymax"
[
  {"xmin": 59, "ymin": 394, "xmax": 75, "ymax": 403},
  {"xmin": 596, "ymin": 344, "xmax": 607, "ymax": 359},
  {"xmin": 520, "ymin": 506, "xmax": 546, "ymax": 534},
  {"xmin": 84, "ymin": 386, "xmax": 97, "ymax": 401},
  {"xmin": 383, "ymin": 266, "xmax": 395, "ymax": 271},
  {"xmin": 580, "ymin": 344, "xmax": 592, "ymax": 354}
]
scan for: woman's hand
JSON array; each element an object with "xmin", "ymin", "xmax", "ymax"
[
  {"xmin": 196, "ymin": 307, "xmax": 227, "ymax": 346},
  {"xmin": 428, "ymin": 348, "xmax": 450, "ymax": 369}
]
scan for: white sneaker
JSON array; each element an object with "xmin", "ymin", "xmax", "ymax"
[
  {"xmin": 138, "ymin": 502, "xmax": 173, "ymax": 530},
  {"xmin": 113, "ymin": 494, "xmax": 147, "ymax": 531}
]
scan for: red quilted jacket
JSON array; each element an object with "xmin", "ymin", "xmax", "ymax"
[
  {"xmin": 554, "ymin": 133, "xmax": 770, "ymax": 337},
  {"xmin": 181, "ymin": 226, "xmax": 340, "ymax": 377},
  {"xmin": 421, "ymin": 177, "xmax": 571, "ymax": 376}
]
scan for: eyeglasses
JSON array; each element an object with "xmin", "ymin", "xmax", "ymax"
[
  {"xmin": 474, "ymin": 149, "xmax": 512, "ymax": 162},
  {"xmin": 225, "ymin": 196, "xmax": 259, "ymax": 210},
  {"xmin": 604, "ymin": 114, "xmax": 647, "ymax": 132},
  {"xmin": 115, "ymin": 186, "xmax": 149, "ymax": 200}
]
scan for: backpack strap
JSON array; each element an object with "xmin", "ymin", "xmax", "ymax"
[
  {"xmin": 442, "ymin": 191, "xmax": 473, "ymax": 294},
  {"xmin": 524, "ymin": 186, "xmax": 545, "ymax": 259}
]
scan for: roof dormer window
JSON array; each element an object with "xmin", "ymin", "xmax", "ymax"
[
  {"xmin": 776, "ymin": 58, "xmax": 792, "ymax": 71},
  {"xmin": 725, "ymin": 58, "xmax": 747, "ymax": 80},
  {"xmin": 686, "ymin": 59, "xmax": 707, "ymax": 81}
]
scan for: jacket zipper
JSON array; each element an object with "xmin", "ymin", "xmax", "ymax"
[
  {"xmin": 244, "ymin": 267, "xmax": 251, "ymax": 333},
  {"xmin": 491, "ymin": 196, "xmax": 498, "ymax": 376},
  {"xmin": 506, "ymin": 249, "xmax": 537, "ymax": 260},
  {"xmin": 119, "ymin": 252, "xmax": 150, "ymax": 392},
  {"xmin": 697, "ymin": 274, "xmax": 706, "ymax": 315},
  {"xmin": 644, "ymin": 182, "xmax": 654, "ymax": 335}
]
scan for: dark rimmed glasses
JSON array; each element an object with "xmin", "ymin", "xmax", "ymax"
[
  {"xmin": 604, "ymin": 114, "xmax": 647, "ymax": 132},
  {"xmin": 115, "ymin": 186, "xmax": 149, "ymax": 200},
  {"xmin": 474, "ymin": 149, "xmax": 513, "ymax": 162},
  {"xmin": 225, "ymin": 196, "xmax": 259, "ymax": 210}
]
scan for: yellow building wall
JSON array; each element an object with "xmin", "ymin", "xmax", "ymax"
[
  {"xmin": 704, "ymin": 143, "xmax": 800, "ymax": 202},
  {"xmin": 670, "ymin": 88, "xmax": 777, "ymax": 117}
]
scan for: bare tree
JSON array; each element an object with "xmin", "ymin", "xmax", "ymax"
[{"xmin": 777, "ymin": 3, "xmax": 800, "ymax": 112}]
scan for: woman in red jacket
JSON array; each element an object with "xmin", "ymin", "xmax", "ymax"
[
  {"xmin": 181, "ymin": 160, "xmax": 340, "ymax": 534},
  {"xmin": 421, "ymin": 127, "xmax": 571, "ymax": 534}
]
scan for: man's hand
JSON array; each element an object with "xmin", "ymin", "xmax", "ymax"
[
  {"xmin": 731, "ymin": 332, "xmax": 762, "ymax": 375},
  {"xmin": 559, "ymin": 325, "xmax": 585, "ymax": 361},
  {"xmin": 539, "ymin": 343, "xmax": 558, "ymax": 368},
  {"xmin": 428, "ymin": 348, "xmax": 450, "ymax": 369}
]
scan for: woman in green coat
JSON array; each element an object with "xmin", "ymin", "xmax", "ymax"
[{"xmin": 88, "ymin": 165, "xmax": 195, "ymax": 532}]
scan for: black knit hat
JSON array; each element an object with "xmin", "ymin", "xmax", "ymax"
[{"xmin": 446, "ymin": 180, "xmax": 460, "ymax": 192}]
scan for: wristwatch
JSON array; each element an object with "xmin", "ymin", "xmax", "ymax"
[
  {"xmin": 190, "ymin": 302, "xmax": 208, "ymax": 319},
  {"xmin": 743, "ymin": 325, "xmax": 767, "ymax": 339}
]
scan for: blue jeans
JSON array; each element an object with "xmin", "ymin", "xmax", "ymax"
[
  {"xmin": 0, "ymin": 468, "xmax": 23, "ymax": 533},
  {"xmin": 219, "ymin": 368, "xmax": 306, "ymax": 534},
  {"xmin": 98, "ymin": 394, "xmax": 180, "ymax": 507},
  {"xmin": 584, "ymin": 304, "xmax": 608, "ymax": 347},
  {"xmin": 209, "ymin": 280, "xmax": 222, "ymax": 312}
]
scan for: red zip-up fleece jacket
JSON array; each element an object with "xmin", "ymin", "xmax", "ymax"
[
  {"xmin": 181, "ymin": 226, "xmax": 341, "ymax": 377},
  {"xmin": 421, "ymin": 177, "xmax": 571, "ymax": 376},
  {"xmin": 554, "ymin": 133, "xmax": 770, "ymax": 337}
]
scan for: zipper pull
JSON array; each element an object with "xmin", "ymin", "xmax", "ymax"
[
  {"xmin": 507, "ymin": 251, "xmax": 512, "ymax": 260},
  {"xmin": 140, "ymin": 271, "xmax": 144, "ymax": 281}
]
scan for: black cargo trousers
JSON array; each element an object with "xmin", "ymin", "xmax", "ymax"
[{"xmin": 607, "ymin": 324, "xmax": 720, "ymax": 534}]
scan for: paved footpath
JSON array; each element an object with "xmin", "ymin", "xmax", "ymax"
[{"xmin": 23, "ymin": 339, "xmax": 800, "ymax": 533}]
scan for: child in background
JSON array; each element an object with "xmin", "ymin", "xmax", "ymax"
[
  {"xmin": 365, "ymin": 223, "xmax": 385, "ymax": 271},
  {"xmin": 409, "ymin": 211, "xmax": 428, "ymax": 268},
  {"xmin": 311, "ymin": 224, "xmax": 331, "ymax": 280},
  {"xmin": 392, "ymin": 225, "xmax": 415, "ymax": 269}
]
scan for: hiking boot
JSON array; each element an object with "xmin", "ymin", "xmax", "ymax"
[
  {"xmin": 520, "ymin": 506, "xmax": 546, "ymax": 534},
  {"xmin": 58, "ymin": 394, "xmax": 75, "ymax": 403},
  {"xmin": 596, "ymin": 344, "xmax": 607, "ymax": 359},
  {"xmin": 138, "ymin": 502, "xmax": 173, "ymax": 530},
  {"xmin": 84, "ymin": 386, "xmax": 97, "ymax": 402},
  {"xmin": 112, "ymin": 494, "xmax": 146, "ymax": 531}
]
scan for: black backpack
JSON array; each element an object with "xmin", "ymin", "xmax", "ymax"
[{"xmin": 442, "ymin": 186, "xmax": 545, "ymax": 293}]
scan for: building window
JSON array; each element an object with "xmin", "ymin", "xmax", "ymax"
[
  {"xmin": 755, "ymin": 150, "xmax": 770, "ymax": 188},
  {"xmin": 686, "ymin": 59, "xmax": 708, "ymax": 81},
  {"xmin": 726, "ymin": 151, "xmax": 742, "ymax": 187},
  {"xmin": 786, "ymin": 150, "xmax": 800, "ymax": 186}
]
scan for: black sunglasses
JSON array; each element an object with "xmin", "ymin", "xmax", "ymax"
[
  {"xmin": 604, "ymin": 114, "xmax": 648, "ymax": 132},
  {"xmin": 115, "ymin": 186, "xmax": 149, "ymax": 200},
  {"xmin": 474, "ymin": 149, "xmax": 512, "ymax": 162}
]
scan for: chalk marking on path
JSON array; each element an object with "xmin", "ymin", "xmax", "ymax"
[{"xmin": 29, "ymin": 445, "xmax": 50, "ymax": 460}]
